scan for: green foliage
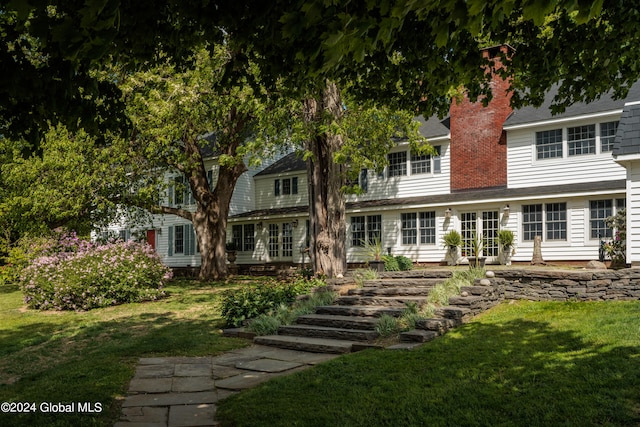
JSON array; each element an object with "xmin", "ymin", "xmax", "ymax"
[
  {"xmin": 246, "ymin": 290, "xmax": 337, "ymax": 336},
  {"xmin": 221, "ymin": 277, "xmax": 328, "ymax": 327},
  {"xmin": 20, "ymin": 239, "xmax": 171, "ymax": 311},
  {"xmin": 604, "ymin": 209, "xmax": 626, "ymax": 268},
  {"xmin": 395, "ymin": 255, "xmax": 413, "ymax": 271},
  {"xmin": 363, "ymin": 236, "xmax": 384, "ymax": 261},
  {"xmin": 352, "ymin": 268, "xmax": 378, "ymax": 287},
  {"xmin": 247, "ymin": 313, "xmax": 282, "ymax": 336},
  {"xmin": 442, "ymin": 230, "xmax": 462, "ymax": 248},
  {"xmin": 497, "ymin": 229, "xmax": 515, "ymax": 250},
  {"xmin": 375, "ymin": 314, "xmax": 400, "ymax": 337},
  {"xmin": 382, "ymin": 255, "xmax": 400, "ymax": 271},
  {"xmin": 428, "ymin": 269, "xmax": 484, "ymax": 306}
]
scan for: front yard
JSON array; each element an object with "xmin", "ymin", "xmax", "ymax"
[
  {"xmin": 0, "ymin": 279, "xmax": 248, "ymax": 426},
  {"xmin": 1, "ymin": 274, "xmax": 639, "ymax": 427}
]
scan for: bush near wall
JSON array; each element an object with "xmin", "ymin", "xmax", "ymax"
[
  {"xmin": 20, "ymin": 237, "xmax": 171, "ymax": 311},
  {"xmin": 221, "ymin": 277, "xmax": 326, "ymax": 327}
]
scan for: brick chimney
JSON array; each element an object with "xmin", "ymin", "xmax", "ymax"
[{"xmin": 449, "ymin": 45, "xmax": 513, "ymax": 191}]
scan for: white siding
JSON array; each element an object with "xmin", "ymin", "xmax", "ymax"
[
  {"xmin": 626, "ymin": 161, "xmax": 640, "ymax": 265},
  {"xmin": 507, "ymin": 117, "xmax": 626, "ymax": 188},
  {"xmin": 347, "ymin": 141, "xmax": 451, "ymax": 203},
  {"xmin": 254, "ymin": 173, "xmax": 308, "ymax": 210}
]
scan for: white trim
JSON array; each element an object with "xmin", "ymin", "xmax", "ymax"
[
  {"xmin": 624, "ymin": 101, "xmax": 640, "ymax": 106},
  {"xmin": 504, "ymin": 110, "xmax": 622, "ymax": 131}
]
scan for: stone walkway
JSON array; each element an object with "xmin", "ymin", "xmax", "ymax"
[{"xmin": 114, "ymin": 345, "xmax": 339, "ymax": 427}]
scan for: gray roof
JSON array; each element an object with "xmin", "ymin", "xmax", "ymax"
[
  {"xmin": 504, "ymin": 82, "xmax": 640, "ymax": 127},
  {"xmin": 613, "ymin": 103, "xmax": 640, "ymax": 157},
  {"xmin": 254, "ymin": 152, "xmax": 306, "ymax": 176},
  {"xmin": 416, "ymin": 115, "xmax": 450, "ymax": 138}
]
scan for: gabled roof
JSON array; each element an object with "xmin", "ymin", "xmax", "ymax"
[
  {"xmin": 254, "ymin": 152, "xmax": 306, "ymax": 176},
  {"xmin": 613, "ymin": 103, "xmax": 640, "ymax": 158},
  {"xmin": 415, "ymin": 115, "xmax": 450, "ymax": 138},
  {"xmin": 504, "ymin": 82, "xmax": 640, "ymax": 128}
]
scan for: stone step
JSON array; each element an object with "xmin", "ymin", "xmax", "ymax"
[
  {"xmin": 378, "ymin": 270, "xmax": 452, "ymax": 279},
  {"xmin": 362, "ymin": 278, "xmax": 442, "ymax": 287},
  {"xmin": 253, "ymin": 335, "xmax": 357, "ymax": 354},
  {"xmin": 315, "ymin": 305, "xmax": 405, "ymax": 317},
  {"xmin": 336, "ymin": 295, "xmax": 427, "ymax": 307},
  {"xmin": 296, "ymin": 314, "xmax": 379, "ymax": 330},
  {"xmin": 348, "ymin": 286, "xmax": 433, "ymax": 296},
  {"xmin": 415, "ymin": 318, "xmax": 460, "ymax": 333},
  {"xmin": 434, "ymin": 306, "xmax": 472, "ymax": 320},
  {"xmin": 278, "ymin": 324, "xmax": 379, "ymax": 342},
  {"xmin": 400, "ymin": 329, "xmax": 439, "ymax": 343}
]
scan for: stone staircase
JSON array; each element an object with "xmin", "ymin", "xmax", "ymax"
[{"xmin": 252, "ymin": 270, "xmax": 503, "ymax": 354}]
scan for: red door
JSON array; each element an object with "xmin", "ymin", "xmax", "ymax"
[{"xmin": 146, "ymin": 230, "xmax": 156, "ymax": 250}]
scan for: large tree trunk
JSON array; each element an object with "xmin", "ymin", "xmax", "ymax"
[{"xmin": 304, "ymin": 82, "xmax": 347, "ymax": 278}]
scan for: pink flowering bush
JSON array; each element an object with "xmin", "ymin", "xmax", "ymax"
[{"xmin": 19, "ymin": 234, "xmax": 172, "ymax": 311}]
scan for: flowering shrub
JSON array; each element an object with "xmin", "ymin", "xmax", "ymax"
[
  {"xmin": 20, "ymin": 236, "xmax": 172, "ymax": 311},
  {"xmin": 604, "ymin": 209, "xmax": 626, "ymax": 268}
]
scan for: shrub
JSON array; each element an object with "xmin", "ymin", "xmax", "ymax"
[
  {"xmin": 395, "ymin": 255, "xmax": 413, "ymax": 271},
  {"xmin": 221, "ymin": 277, "xmax": 327, "ymax": 327},
  {"xmin": 352, "ymin": 268, "xmax": 378, "ymax": 287},
  {"xmin": 382, "ymin": 255, "xmax": 400, "ymax": 271},
  {"xmin": 20, "ymin": 239, "xmax": 171, "ymax": 310},
  {"xmin": 375, "ymin": 314, "xmax": 400, "ymax": 337},
  {"xmin": 247, "ymin": 314, "xmax": 282, "ymax": 336}
]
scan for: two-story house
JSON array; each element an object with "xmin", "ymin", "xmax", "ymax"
[{"xmin": 107, "ymin": 46, "xmax": 640, "ymax": 269}]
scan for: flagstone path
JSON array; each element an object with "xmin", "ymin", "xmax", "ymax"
[{"xmin": 114, "ymin": 345, "xmax": 339, "ymax": 427}]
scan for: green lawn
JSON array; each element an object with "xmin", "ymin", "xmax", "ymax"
[
  {"xmin": 216, "ymin": 300, "xmax": 640, "ymax": 427},
  {"xmin": 0, "ymin": 279, "xmax": 249, "ymax": 427}
]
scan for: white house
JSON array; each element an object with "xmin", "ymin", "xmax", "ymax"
[{"xmin": 107, "ymin": 46, "xmax": 640, "ymax": 269}]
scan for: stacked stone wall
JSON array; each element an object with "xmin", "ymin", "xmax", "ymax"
[{"xmin": 492, "ymin": 269, "xmax": 640, "ymax": 301}]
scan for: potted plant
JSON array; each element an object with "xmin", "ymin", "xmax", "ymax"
[
  {"xmin": 441, "ymin": 230, "xmax": 462, "ymax": 266},
  {"xmin": 469, "ymin": 232, "xmax": 486, "ymax": 269},
  {"xmin": 225, "ymin": 241, "xmax": 238, "ymax": 264},
  {"xmin": 497, "ymin": 229, "xmax": 515, "ymax": 265},
  {"xmin": 363, "ymin": 237, "xmax": 385, "ymax": 272}
]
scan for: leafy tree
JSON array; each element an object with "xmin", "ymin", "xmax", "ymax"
[
  {"xmin": 118, "ymin": 45, "xmax": 299, "ymax": 280},
  {"xmin": 0, "ymin": 125, "xmax": 130, "ymax": 255}
]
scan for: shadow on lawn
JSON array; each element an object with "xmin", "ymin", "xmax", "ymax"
[{"xmin": 217, "ymin": 316, "xmax": 640, "ymax": 427}]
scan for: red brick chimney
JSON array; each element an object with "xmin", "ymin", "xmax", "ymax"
[{"xmin": 449, "ymin": 45, "xmax": 513, "ymax": 191}]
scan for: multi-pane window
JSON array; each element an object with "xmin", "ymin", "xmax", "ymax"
[
  {"xmin": 600, "ymin": 121, "xmax": 619, "ymax": 152},
  {"xmin": 231, "ymin": 225, "xmax": 243, "ymax": 250},
  {"xmin": 367, "ymin": 215, "xmax": 382, "ymax": 242},
  {"xmin": 351, "ymin": 216, "xmax": 365, "ymax": 246},
  {"xmin": 460, "ymin": 212, "xmax": 477, "ymax": 257},
  {"xmin": 568, "ymin": 125, "xmax": 596, "ymax": 156},
  {"xmin": 419, "ymin": 212, "xmax": 436, "ymax": 244},
  {"xmin": 351, "ymin": 215, "xmax": 382, "ymax": 246},
  {"xmin": 268, "ymin": 224, "xmax": 279, "ymax": 257},
  {"xmin": 522, "ymin": 204, "xmax": 543, "ymax": 241},
  {"xmin": 275, "ymin": 177, "xmax": 298, "ymax": 196},
  {"xmin": 590, "ymin": 200, "xmax": 612, "ymax": 239},
  {"xmin": 401, "ymin": 213, "xmax": 417, "ymax": 245},
  {"xmin": 282, "ymin": 222, "xmax": 293, "ymax": 257},
  {"xmin": 482, "ymin": 211, "xmax": 499, "ymax": 257},
  {"xmin": 400, "ymin": 212, "xmax": 436, "ymax": 246},
  {"xmin": 546, "ymin": 203, "xmax": 567, "ymax": 240},
  {"xmin": 387, "ymin": 152, "xmax": 407, "ymax": 177},
  {"xmin": 175, "ymin": 225, "xmax": 184, "ymax": 254},
  {"xmin": 231, "ymin": 224, "xmax": 255, "ymax": 251},
  {"xmin": 536, "ymin": 129, "xmax": 563, "ymax": 159},
  {"xmin": 410, "ymin": 152, "xmax": 430, "ymax": 175},
  {"xmin": 243, "ymin": 224, "xmax": 255, "ymax": 251}
]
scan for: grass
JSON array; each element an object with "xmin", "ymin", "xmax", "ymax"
[
  {"xmin": 216, "ymin": 300, "xmax": 640, "ymax": 427},
  {"xmin": 0, "ymin": 279, "xmax": 250, "ymax": 427}
]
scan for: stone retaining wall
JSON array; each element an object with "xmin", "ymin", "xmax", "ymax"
[{"xmin": 492, "ymin": 269, "xmax": 640, "ymax": 301}]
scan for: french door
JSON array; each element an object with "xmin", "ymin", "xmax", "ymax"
[
  {"xmin": 267, "ymin": 222, "xmax": 294, "ymax": 260},
  {"xmin": 460, "ymin": 210, "xmax": 499, "ymax": 257}
]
